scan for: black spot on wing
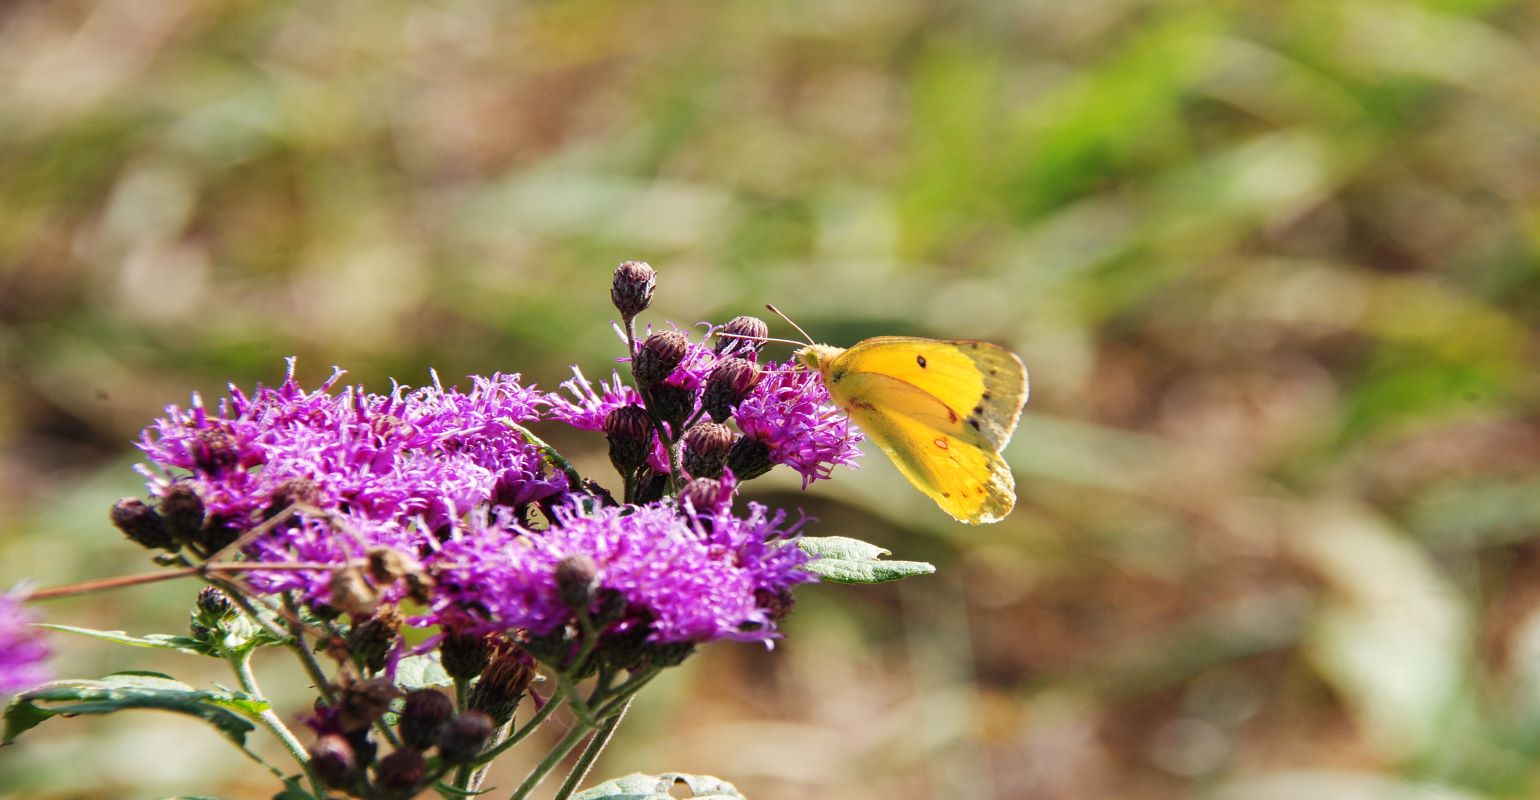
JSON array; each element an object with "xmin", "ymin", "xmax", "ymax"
[{"xmin": 916, "ymin": 355, "xmax": 927, "ymax": 368}]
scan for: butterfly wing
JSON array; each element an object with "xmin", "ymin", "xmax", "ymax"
[{"xmin": 825, "ymin": 337, "xmax": 1028, "ymax": 524}]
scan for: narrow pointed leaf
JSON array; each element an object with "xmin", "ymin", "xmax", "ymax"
[
  {"xmin": 38, "ymin": 624, "xmax": 209, "ymax": 656},
  {"xmin": 797, "ymin": 536, "xmax": 936, "ymax": 584},
  {"xmin": 2, "ymin": 672, "xmax": 264, "ymax": 746}
]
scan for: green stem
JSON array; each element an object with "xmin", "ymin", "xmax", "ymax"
[
  {"xmin": 280, "ymin": 593, "xmax": 338, "ymax": 706},
  {"xmin": 507, "ymin": 720, "xmax": 594, "ymax": 800},
  {"xmin": 553, "ymin": 698, "xmax": 632, "ymax": 800},
  {"xmin": 231, "ymin": 650, "xmax": 325, "ymax": 797}
]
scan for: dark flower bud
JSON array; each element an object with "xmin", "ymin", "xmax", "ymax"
[
  {"xmin": 633, "ymin": 331, "xmax": 689, "ymax": 386},
  {"xmin": 191, "ymin": 427, "xmax": 241, "ymax": 475},
  {"xmin": 677, "ymin": 476, "xmax": 734, "ymax": 514},
  {"xmin": 604, "ymin": 405, "xmax": 654, "ymax": 473},
  {"xmin": 437, "ymin": 711, "xmax": 495, "ymax": 765},
  {"xmin": 346, "ymin": 611, "xmax": 401, "ymax": 674},
  {"xmin": 110, "ymin": 498, "xmax": 173, "ymax": 551},
  {"xmin": 194, "ymin": 514, "xmax": 241, "ymax": 555},
  {"xmin": 159, "ymin": 484, "xmax": 206, "ymax": 548},
  {"xmin": 611, "ymin": 260, "xmax": 657, "ymax": 321},
  {"xmin": 646, "ymin": 383, "xmax": 695, "ymax": 432},
  {"xmin": 440, "ymin": 633, "xmax": 491, "ymax": 682},
  {"xmin": 555, "ymin": 554, "xmax": 600, "ymax": 612},
  {"xmin": 265, "ymin": 477, "xmax": 320, "ymax": 519},
  {"xmin": 195, "ymin": 586, "xmax": 235, "ymax": 621},
  {"xmin": 726, "ymin": 436, "xmax": 775, "ymax": 481},
  {"xmin": 469, "ymin": 650, "xmax": 535, "ymax": 726},
  {"xmin": 701, "ymin": 357, "xmax": 763, "ymax": 423},
  {"xmin": 336, "ymin": 677, "xmax": 402, "ymax": 734},
  {"xmin": 682, "ymin": 422, "xmax": 735, "ymax": 479},
  {"xmin": 309, "ymin": 734, "xmax": 358, "ymax": 789},
  {"xmin": 398, "ymin": 689, "xmax": 455, "ymax": 751},
  {"xmin": 599, "ymin": 626, "xmax": 694, "ymax": 673},
  {"xmin": 756, "ymin": 586, "xmax": 797, "ymax": 624},
  {"xmin": 375, "ymin": 747, "xmax": 428, "ymax": 797},
  {"xmin": 633, "ymin": 469, "xmax": 669, "ymax": 504},
  {"xmin": 714, "ymin": 315, "xmax": 770, "ymax": 355}
]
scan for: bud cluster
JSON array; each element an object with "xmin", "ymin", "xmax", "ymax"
[{"xmin": 306, "ymin": 681, "xmax": 498, "ymax": 798}]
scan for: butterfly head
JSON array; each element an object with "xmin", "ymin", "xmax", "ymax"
[{"xmin": 793, "ymin": 344, "xmax": 843, "ymax": 376}]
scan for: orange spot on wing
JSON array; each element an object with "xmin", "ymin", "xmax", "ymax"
[{"xmin": 934, "ymin": 437, "xmax": 949, "ymax": 450}]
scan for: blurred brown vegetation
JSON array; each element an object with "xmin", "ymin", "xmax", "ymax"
[{"xmin": 2, "ymin": 1, "xmax": 1540, "ymax": 798}]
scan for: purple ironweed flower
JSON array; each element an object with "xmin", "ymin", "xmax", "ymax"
[
  {"xmin": 545, "ymin": 367, "xmax": 642, "ymax": 432},
  {"xmin": 135, "ymin": 360, "xmax": 569, "ymax": 604},
  {"xmin": 732, "ymin": 366, "xmax": 863, "ymax": 486},
  {"xmin": 552, "ymin": 327, "xmax": 861, "ymax": 484},
  {"xmin": 429, "ymin": 499, "xmax": 814, "ymax": 646},
  {"xmin": 0, "ymin": 589, "xmax": 50, "ymax": 694}
]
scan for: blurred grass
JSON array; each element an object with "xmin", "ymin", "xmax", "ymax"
[{"xmin": 2, "ymin": 0, "xmax": 1540, "ymax": 798}]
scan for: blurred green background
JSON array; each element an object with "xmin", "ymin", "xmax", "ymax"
[{"xmin": 3, "ymin": 0, "xmax": 1540, "ymax": 798}]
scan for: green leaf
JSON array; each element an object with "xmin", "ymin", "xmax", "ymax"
[
  {"xmin": 395, "ymin": 651, "xmax": 453, "ymax": 689},
  {"xmin": 38, "ymin": 624, "xmax": 210, "ymax": 656},
  {"xmin": 573, "ymin": 772, "xmax": 745, "ymax": 800},
  {"xmin": 2, "ymin": 672, "xmax": 266, "ymax": 747},
  {"xmin": 797, "ymin": 536, "xmax": 936, "ymax": 584}
]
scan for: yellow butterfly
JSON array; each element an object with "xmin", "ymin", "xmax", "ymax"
[{"xmin": 792, "ymin": 336, "xmax": 1028, "ymax": 524}]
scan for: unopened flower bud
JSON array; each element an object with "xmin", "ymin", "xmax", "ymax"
[
  {"xmin": 440, "ymin": 633, "xmax": 491, "ymax": 683},
  {"xmin": 633, "ymin": 331, "xmax": 689, "ymax": 386},
  {"xmin": 469, "ymin": 650, "xmax": 535, "ymax": 726},
  {"xmin": 437, "ymin": 711, "xmax": 495, "ymax": 765},
  {"xmin": 604, "ymin": 405, "xmax": 654, "ymax": 473},
  {"xmin": 309, "ymin": 734, "xmax": 358, "ymax": 789},
  {"xmin": 159, "ymin": 484, "xmax": 206, "ymax": 547},
  {"xmin": 375, "ymin": 747, "xmax": 427, "ymax": 797},
  {"xmin": 398, "ymin": 689, "xmax": 455, "ymax": 751},
  {"xmin": 714, "ymin": 315, "xmax": 770, "ymax": 355},
  {"xmin": 611, "ymin": 261, "xmax": 657, "ymax": 320},
  {"xmin": 346, "ymin": 611, "xmax": 401, "ymax": 674},
  {"xmin": 682, "ymin": 422, "xmax": 735, "ymax": 479},
  {"xmin": 110, "ymin": 498, "xmax": 173, "ymax": 551},
  {"xmin": 677, "ymin": 476, "xmax": 734, "ymax": 514},
  {"xmin": 336, "ymin": 678, "xmax": 402, "ymax": 734},
  {"xmin": 646, "ymin": 383, "xmax": 695, "ymax": 432},
  {"xmin": 555, "ymin": 554, "xmax": 600, "ymax": 612},
  {"xmin": 265, "ymin": 477, "xmax": 319, "ymax": 519},
  {"xmin": 702, "ymin": 357, "xmax": 763, "ymax": 423},
  {"xmin": 195, "ymin": 586, "xmax": 235, "ymax": 621},
  {"xmin": 440, "ymin": 631, "xmax": 486, "ymax": 681},
  {"xmin": 757, "ymin": 586, "xmax": 797, "ymax": 624},
  {"xmin": 191, "ymin": 428, "xmax": 241, "ymax": 475},
  {"xmin": 726, "ymin": 437, "xmax": 775, "ymax": 481}
]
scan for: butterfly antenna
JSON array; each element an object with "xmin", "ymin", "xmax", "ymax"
[
  {"xmin": 716, "ymin": 332, "xmax": 806, "ymax": 348},
  {"xmin": 765, "ymin": 304, "xmax": 816, "ymax": 345}
]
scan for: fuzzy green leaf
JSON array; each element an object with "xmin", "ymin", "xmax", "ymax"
[
  {"xmin": 395, "ymin": 651, "xmax": 454, "ymax": 689},
  {"xmin": 38, "ymin": 624, "xmax": 209, "ymax": 656},
  {"xmin": 797, "ymin": 536, "xmax": 936, "ymax": 584},
  {"xmin": 2, "ymin": 671, "xmax": 264, "ymax": 746},
  {"xmin": 573, "ymin": 772, "xmax": 745, "ymax": 800}
]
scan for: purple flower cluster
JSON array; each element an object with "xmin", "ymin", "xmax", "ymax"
[
  {"xmin": 546, "ymin": 327, "xmax": 862, "ymax": 485},
  {"xmin": 0, "ymin": 590, "xmax": 49, "ymax": 694},
  {"xmin": 432, "ymin": 497, "xmax": 813, "ymax": 645},
  {"xmin": 135, "ymin": 360, "xmax": 567, "ymax": 601}
]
